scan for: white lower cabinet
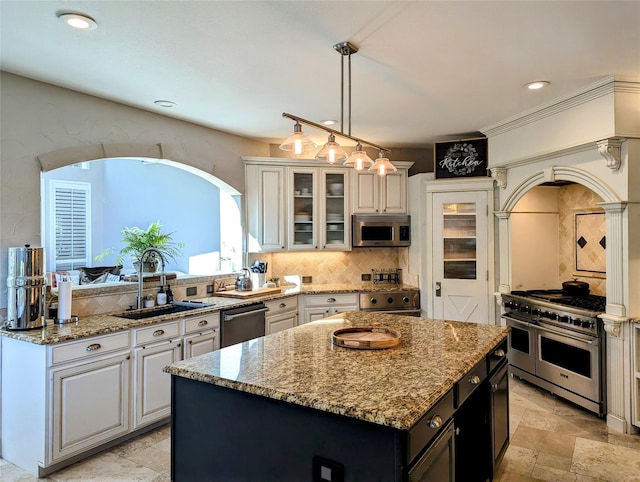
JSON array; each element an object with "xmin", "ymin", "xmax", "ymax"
[
  {"xmin": 133, "ymin": 339, "xmax": 181, "ymax": 428},
  {"xmin": 265, "ymin": 296, "xmax": 298, "ymax": 334},
  {"xmin": 300, "ymin": 293, "xmax": 359, "ymax": 324},
  {"xmin": 133, "ymin": 320, "xmax": 182, "ymax": 429},
  {"xmin": 50, "ymin": 334, "xmax": 131, "ymax": 462},
  {"xmin": 183, "ymin": 312, "xmax": 220, "ymax": 358}
]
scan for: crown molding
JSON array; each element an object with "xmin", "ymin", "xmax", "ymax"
[{"xmin": 480, "ymin": 75, "xmax": 640, "ymax": 138}]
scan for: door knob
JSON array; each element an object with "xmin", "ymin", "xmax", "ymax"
[{"xmin": 435, "ymin": 282, "xmax": 442, "ymax": 297}]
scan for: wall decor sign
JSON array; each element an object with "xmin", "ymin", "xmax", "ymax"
[{"xmin": 434, "ymin": 137, "xmax": 488, "ymax": 179}]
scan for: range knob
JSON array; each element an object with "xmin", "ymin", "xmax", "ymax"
[
  {"xmin": 547, "ymin": 312, "xmax": 558, "ymax": 320},
  {"xmin": 531, "ymin": 308, "xmax": 542, "ymax": 317},
  {"xmin": 370, "ymin": 298, "xmax": 378, "ymax": 304},
  {"xmin": 558, "ymin": 315, "xmax": 570, "ymax": 323},
  {"xmin": 504, "ymin": 301, "xmax": 517, "ymax": 310},
  {"xmin": 581, "ymin": 320, "xmax": 594, "ymax": 329},
  {"xmin": 520, "ymin": 305, "xmax": 530, "ymax": 314},
  {"xmin": 402, "ymin": 296, "xmax": 410, "ymax": 303},
  {"xmin": 572, "ymin": 318, "xmax": 582, "ymax": 326}
]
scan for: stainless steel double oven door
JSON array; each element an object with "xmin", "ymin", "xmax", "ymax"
[{"xmin": 504, "ymin": 316, "xmax": 602, "ymax": 403}]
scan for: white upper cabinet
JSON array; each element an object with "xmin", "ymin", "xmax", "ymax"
[
  {"xmin": 352, "ymin": 163, "xmax": 412, "ymax": 214},
  {"xmin": 244, "ymin": 158, "xmax": 353, "ymax": 252},
  {"xmin": 245, "ymin": 163, "xmax": 287, "ymax": 252}
]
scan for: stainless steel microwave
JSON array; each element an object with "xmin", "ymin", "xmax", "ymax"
[{"xmin": 352, "ymin": 215, "xmax": 411, "ymax": 247}]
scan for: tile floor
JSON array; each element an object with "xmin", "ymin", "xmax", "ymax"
[{"xmin": 1, "ymin": 377, "xmax": 639, "ymax": 481}]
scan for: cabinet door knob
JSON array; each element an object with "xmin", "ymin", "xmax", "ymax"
[
  {"xmin": 279, "ymin": 303, "xmax": 286, "ymax": 309},
  {"xmin": 429, "ymin": 415, "xmax": 443, "ymax": 429},
  {"xmin": 198, "ymin": 320, "xmax": 208, "ymax": 327},
  {"xmin": 327, "ymin": 297, "xmax": 336, "ymax": 303},
  {"xmin": 494, "ymin": 349, "xmax": 506, "ymax": 357},
  {"xmin": 469, "ymin": 375, "xmax": 481, "ymax": 385},
  {"xmin": 86, "ymin": 343, "xmax": 101, "ymax": 352},
  {"xmin": 153, "ymin": 329, "xmax": 165, "ymax": 337}
]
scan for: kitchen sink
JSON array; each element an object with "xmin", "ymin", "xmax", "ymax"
[{"xmin": 115, "ymin": 301, "xmax": 215, "ymax": 320}]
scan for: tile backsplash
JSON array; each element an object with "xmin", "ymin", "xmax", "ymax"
[
  {"xmin": 249, "ymin": 248, "xmax": 412, "ymax": 285},
  {"xmin": 558, "ymin": 183, "xmax": 606, "ymax": 296}
]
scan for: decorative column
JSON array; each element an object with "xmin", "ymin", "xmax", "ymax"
[
  {"xmin": 599, "ymin": 201, "xmax": 631, "ymax": 432},
  {"xmin": 494, "ymin": 211, "xmax": 511, "ymax": 295}
]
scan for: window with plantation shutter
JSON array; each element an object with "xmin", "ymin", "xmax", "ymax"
[{"xmin": 50, "ymin": 180, "xmax": 91, "ymax": 271}]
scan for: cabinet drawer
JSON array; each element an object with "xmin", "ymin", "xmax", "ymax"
[
  {"xmin": 184, "ymin": 312, "xmax": 220, "ymax": 334},
  {"xmin": 135, "ymin": 321, "xmax": 180, "ymax": 346},
  {"xmin": 265, "ymin": 296, "xmax": 298, "ymax": 316},
  {"xmin": 407, "ymin": 389, "xmax": 455, "ymax": 465},
  {"xmin": 51, "ymin": 331, "xmax": 130, "ymax": 366},
  {"xmin": 303, "ymin": 293, "xmax": 358, "ymax": 307},
  {"xmin": 456, "ymin": 360, "xmax": 487, "ymax": 408},
  {"xmin": 488, "ymin": 338, "xmax": 508, "ymax": 375}
]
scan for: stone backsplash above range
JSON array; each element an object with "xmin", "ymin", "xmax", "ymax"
[{"xmin": 248, "ymin": 248, "xmax": 414, "ymax": 286}]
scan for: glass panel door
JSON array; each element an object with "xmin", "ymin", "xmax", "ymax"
[
  {"xmin": 292, "ymin": 171, "xmax": 315, "ymax": 248},
  {"xmin": 443, "ymin": 202, "xmax": 477, "ymax": 279},
  {"xmin": 324, "ymin": 172, "xmax": 346, "ymax": 247}
]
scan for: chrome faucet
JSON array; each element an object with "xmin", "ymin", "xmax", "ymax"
[{"xmin": 137, "ymin": 247, "xmax": 167, "ymax": 309}]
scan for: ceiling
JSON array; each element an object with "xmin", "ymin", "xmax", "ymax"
[{"xmin": 1, "ymin": 1, "xmax": 639, "ymax": 150}]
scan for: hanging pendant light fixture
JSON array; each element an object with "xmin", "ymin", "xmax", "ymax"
[
  {"xmin": 369, "ymin": 151, "xmax": 398, "ymax": 177},
  {"xmin": 279, "ymin": 121, "xmax": 317, "ymax": 157},
  {"xmin": 316, "ymin": 133, "xmax": 347, "ymax": 164},
  {"xmin": 280, "ymin": 41, "xmax": 395, "ymax": 175},
  {"xmin": 343, "ymin": 143, "xmax": 373, "ymax": 171}
]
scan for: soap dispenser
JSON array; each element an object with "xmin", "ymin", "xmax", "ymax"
[
  {"xmin": 166, "ymin": 284, "xmax": 174, "ymax": 303},
  {"xmin": 157, "ymin": 285, "xmax": 167, "ymax": 306}
]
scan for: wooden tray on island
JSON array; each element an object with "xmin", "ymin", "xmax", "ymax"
[{"xmin": 332, "ymin": 326, "xmax": 401, "ymax": 350}]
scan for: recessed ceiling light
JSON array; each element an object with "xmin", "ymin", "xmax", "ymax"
[
  {"xmin": 321, "ymin": 120, "xmax": 338, "ymax": 126},
  {"xmin": 154, "ymin": 100, "xmax": 177, "ymax": 108},
  {"xmin": 57, "ymin": 12, "xmax": 97, "ymax": 30},
  {"xmin": 525, "ymin": 81, "xmax": 550, "ymax": 90}
]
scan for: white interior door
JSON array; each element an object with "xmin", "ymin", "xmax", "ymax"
[{"xmin": 432, "ymin": 190, "xmax": 488, "ymax": 323}]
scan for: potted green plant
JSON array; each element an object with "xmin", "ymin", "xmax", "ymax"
[{"xmin": 96, "ymin": 221, "xmax": 184, "ymax": 272}]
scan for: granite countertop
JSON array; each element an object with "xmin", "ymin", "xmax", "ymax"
[
  {"xmin": 164, "ymin": 312, "xmax": 509, "ymax": 430},
  {"xmin": 0, "ymin": 283, "xmax": 418, "ymax": 345}
]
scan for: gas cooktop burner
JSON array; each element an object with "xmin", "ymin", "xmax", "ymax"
[{"xmin": 510, "ymin": 289, "xmax": 606, "ymax": 313}]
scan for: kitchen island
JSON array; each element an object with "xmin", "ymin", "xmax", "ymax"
[{"xmin": 165, "ymin": 312, "xmax": 509, "ymax": 481}]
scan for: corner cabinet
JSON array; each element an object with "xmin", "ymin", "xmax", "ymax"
[{"xmin": 244, "ymin": 163, "xmax": 287, "ymax": 251}]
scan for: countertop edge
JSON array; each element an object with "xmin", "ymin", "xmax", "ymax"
[{"xmin": 1, "ymin": 283, "xmax": 418, "ymax": 345}]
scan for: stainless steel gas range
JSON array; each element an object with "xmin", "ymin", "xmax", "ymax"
[{"xmin": 501, "ymin": 290, "xmax": 606, "ymax": 417}]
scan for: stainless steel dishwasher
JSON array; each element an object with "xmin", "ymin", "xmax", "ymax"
[{"xmin": 220, "ymin": 302, "xmax": 268, "ymax": 348}]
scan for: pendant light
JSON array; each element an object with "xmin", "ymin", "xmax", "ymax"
[
  {"xmin": 343, "ymin": 143, "xmax": 373, "ymax": 171},
  {"xmin": 316, "ymin": 133, "xmax": 347, "ymax": 164},
  {"xmin": 279, "ymin": 121, "xmax": 317, "ymax": 157},
  {"xmin": 369, "ymin": 151, "xmax": 397, "ymax": 177},
  {"xmin": 280, "ymin": 41, "xmax": 395, "ymax": 174}
]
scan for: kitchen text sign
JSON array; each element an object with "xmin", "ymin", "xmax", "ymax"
[{"xmin": 434, "ymin": 137, "xmax": 488, "ymax": 179}]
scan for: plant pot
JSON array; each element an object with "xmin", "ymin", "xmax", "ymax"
[{"xmin": 133, "ymin": 260, "xmax": 158, "ymax": 273}]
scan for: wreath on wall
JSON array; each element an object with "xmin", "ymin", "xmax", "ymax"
[{"xmin": 441, "ymin": 143, "xmax": 480, "ymax": 176}]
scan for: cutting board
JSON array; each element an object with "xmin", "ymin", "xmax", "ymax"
[{"xmin": 215, "ymin": 287, "xmax": 282, "ymax": 299}]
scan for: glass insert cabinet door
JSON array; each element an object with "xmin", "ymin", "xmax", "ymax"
[
  {"xmin": 292, "ymin": 171, "xmax": 315, "ymax": 248},
  {"xmin": 442, "ymin": 202, "xmax": 477, "ymax": 279},
  {"xmin": 324, "ymin": 172, "xmax": 347, "ymax": 246}
]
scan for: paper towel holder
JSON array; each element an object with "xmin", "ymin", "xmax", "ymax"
[{"xmin": 55, "ymin": 315, "xmax": 79, "ymax": 325}]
